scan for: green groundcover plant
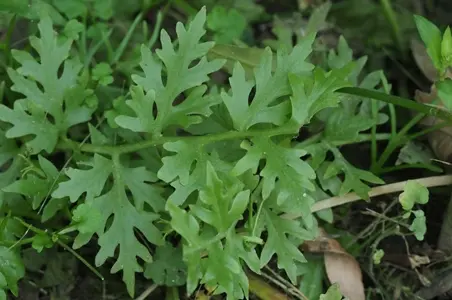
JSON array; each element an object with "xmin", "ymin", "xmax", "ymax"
[{"xmin": 0, "ymin": 5, "xmax": 450, "ymax": 300}]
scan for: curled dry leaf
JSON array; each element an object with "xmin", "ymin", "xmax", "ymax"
[
  {"xmin": 408, "ymin": 254, "xmax": 430, "ymax": 269},
  {"xmin": 302, "ymin": 229, "xmax": 365, "ymax": 300}
]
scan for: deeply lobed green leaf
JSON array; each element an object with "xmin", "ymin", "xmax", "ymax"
[
  {"xmin": 116, "ymin": 7, "xmax": 225, "ymax": 136},
  {"xmin": 221, "ymin": 34, "xmax": 315, "ymax": 131},
  {"xmin": 0, "ymin": 16, "xmax": 96, "ymax": 154},
  {"xmin": 52, "ymin": 154, "xmax": 164, "ymax": 296}
]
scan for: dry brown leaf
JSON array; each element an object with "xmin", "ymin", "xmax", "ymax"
[
  {"xmin": 324, "ymin": 254, "xmax": 365, "ymax": 300},
  {"xmin": 302, "ymin": 229, "xmax": 365, "ymax": 300},
  {"xmin": 411, "ymin": 39, "xmax": 438, "ymax": 82},
  {"xmin": 411, "ymin": 38, "xmax": 452, "ymax": 82}
]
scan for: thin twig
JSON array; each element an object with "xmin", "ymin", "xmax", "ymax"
[
  {"xmin": 263, "ymin": 266, "xmax": 308, "ymax": 300},
  {"xmin": 135, "ymin": 284, "xmax": 158, "ymax": 300},
  {"xmin": 283, "ymin": 175, "xmax": 452, "ymax": 219},
  {"xmin": 248, "ymin": 272, "xmax": 291, "ymax": 300},
  {"xmin": 258, "ymin": 271, "xmax": 293, "ymax": 297}
]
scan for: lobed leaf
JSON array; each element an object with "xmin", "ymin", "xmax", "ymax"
[
  {"xmin": 0, "ymin": 103, "xmax": 59, "ymax": 154},
  {"xmin": 399, "ymin": 180, "xmax": 429, "ymax": 211},
  {"xmin": 289, "ymin": 66, "xmax": 351, "ymax": 126},
  {"xmin": 3, "ymin": 156, "xmax": 62, "ymax": 214},
  {"xmin": 260, "ymin": 208, "xmax": 316, "ymax": 283},
  {"xmin": 233, "ymin": 137, "xmax": 316, "ymax": 225},
  {"xmin": 207, "ymin": 5, "xmax": 247, "ymax": 44},
  {"xmin": 117, "ymin": 8, "xmax": 225, "ymax": 135},
  {"xmin": 0, "ymin": 129, "xmax": 21, "ymax": 207},
  {"xmin": 167, "ymin": 203, "xmax": 257, "ymax": 299},
  {"xmin": 324, "ymin": 149, "xmax": 384, "ymax": 198},
  {"xmin": 222, "ymin": 34, "xmax": 315, "ymax": 131},
  {"xmin": 0, "ymin": 15, "xmax": 95, "ymax": 154},
  {"xmin": 0, "ymin": 247, "xmax": 25, "ymax": 298},
  {"xmin": 191, "ymin": 162, "xmax": 249, "ymax": 233},
  {"xmin": 158, "ymin": 141, "xmax": 214, "ymax": 207},
  {"xmin": 52, "ymin": 154, "xmax": 112, "ymax": 203},
  {"xmin": 52, "ymin": 155, "xmax": 164, "ymax": 297},
  {"xmin": 324, "ymin": 109, "xmax": 374, "ymax": 142},
  {"xmin": 144, "ymin": 243, "xmax": 187, "ymax": 286}
]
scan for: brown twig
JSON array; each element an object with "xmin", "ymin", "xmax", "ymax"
[
  {"xmin": 261, "ymin": 266, "xmax": 308, "ymax": 300},
  {"xmin": 283, "ymin": 175, "xmax": 452, "ymax": 219},
  {"xmin": 247, "ymin": 272, "xmax": 291, "ymax": 300}
]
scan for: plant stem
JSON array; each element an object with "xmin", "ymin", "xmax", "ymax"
[
  {"xmin": 0, "ymin": 237, "xmax": 34, "ymax": 247},
  {"xmin": 56, "ymin": 239, "xmax": 105, "ymax": 281},
  {"xmin": 148, "ymin": 10, "xmax": 164, "ymax": 49},
  {"xmin": 373, "ymin": 113, "xmax": 425, "ymax": 172},
  {"xmin": 60, "ymin": 129, "xmax": 391, "ymax": 157},
  {"xmin": 135, "ymin": 284, "xmax": 158, "ymax": 300},
  {"xmin": 380, "ymin": 0, "xmax": 404, "ymax": 52},
  {"xmin": 59, "ymin": 125, "xmax": 299, "ymax": 155},
  {"xmin": 389, "ymin": 103, "xmax": 397, "ymax": 138},
  {"xmin": 338, "ymin": 87, "xmax": 452, "ymax": 123},
  {"xmin": 2, "ymin": 15, "xmax": 17, "ymax": 66},
  {"xmin": 371, "ymin": 99, "xmax": 378, "ymax": 167},
  {"xmin": 408, "ymin": 121, "xmax": 450, "ymax": 140},
  {"xmin": 379, "ymin": 163, "xmax": 442, "ymax": 174},
  {"xmin": 172, "ymin": 0, "xmax": 198, "ymax": 16},
  {"xmin": 13, "ymin": 217, "xmax": 47, "ymax": 235},
  {"xmin": 11, "ymin": 218, "xmax": 104, "ymax": 281}
]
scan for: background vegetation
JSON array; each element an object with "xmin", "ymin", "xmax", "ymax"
[{"xmin": 1, "ymin": 0, "xmax": 452, "ymax": 299}]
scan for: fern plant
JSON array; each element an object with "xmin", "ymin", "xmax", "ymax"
[{"xmin": 0, "ymin": 6, "xmax": 426, "ymax": 299}]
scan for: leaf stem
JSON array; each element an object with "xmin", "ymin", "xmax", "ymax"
[
  {"xmin": 371, "ymin": 99, "xmax": 378, "ymax": 167},
  {"xmin": 11, "ymin": 218, "xmax": 104, "ymax": 281},
  {"xmin": 373, "ymin": 113, "xmax": 425, "ymax": 172},
  {"xmin": 379, "ymin": 0, "xmax": 404, "ymax": 52},
  {"xmin": 0, "ymin": 237, "xmax": 34, "ymax": 247},
  {"xmin": 389, "ymin": 103, "xmax": 397, "ymax": 138},
  {"xmin": 148, "ymin": 10, "xmax": 165, "ymax": 49},
  {"xmin": 56, "ymin": 239, "xmax": 105, "ymax": 281},
  {"xmin": 60, "ymin": 130, "xmax": 391, "ymax": 157},
  {"xmin": 59, "ymin": 125, "xmax": 299, "ymax": 155},
  {"xmin": 13, "ymin": 217, "xmax": 47, "ymax": 235}
]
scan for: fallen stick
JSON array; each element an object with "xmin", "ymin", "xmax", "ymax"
[{"xmin": 282, "ymin": 175, "xmax": 452, "ymax": 219}]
